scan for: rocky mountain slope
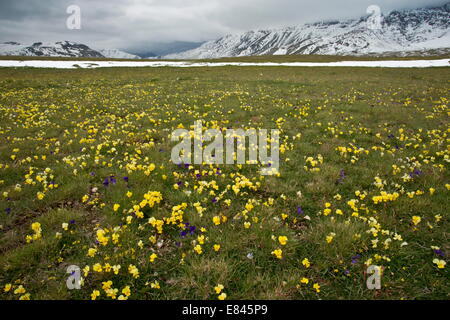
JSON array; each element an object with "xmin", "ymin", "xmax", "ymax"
[{"xmin": 0, "ymin": 41, "xmax": 140, "ymax": 59}]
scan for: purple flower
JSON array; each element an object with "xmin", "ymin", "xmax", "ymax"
[
  {"xmin": 90, "ymin": 172, "xmax": 96, "ymax": 176},
  {"xmin": 103, "ymin": 178, "xmax": 109, "ymax": 187},
  {"xmin": 212, "ymin": 198, "xmax": 217, "ymax": 203},
  {"xmin": 110, "ymin": 176, "xmax": 117, "ymax": 185},
  {"xmin": 434, "ymin": 249, "xmax": 444, "ymax": 257},
  {"xmin": 177, "ymin": 181, "xmax": 182, "ymax": 186},
  {"xmin": 351, "ymin": 254, "xmax": 361, "ymax": 264},
  {"xmin": 336, "ymin": 169, "xmax": 346, "ymax": 184},
  {"xmin": 297, "ymin": 206, "xmax": 304, "ymax": 215},
  {"xmin": 69, "ymin": 219, "xmax": 76, "ymax": 224},
  {"xmin": 180, "ymin": 231, "xmax": 187, "ymax": 238},
  {"xmin": 5, "ymin": 208, "xmax": 11, "ymax": 214},
  {"xmin": 123, "ymin": 176, "xmax": 129, "ymax": 183}
]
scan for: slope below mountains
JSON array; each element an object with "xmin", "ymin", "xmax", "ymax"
[
  {"xmin": 97, "ymin": 49, "xmax": 141, "ymax": 59},
  {"xmin": 166, "ymin": 3, "xmax": 450, "ymax": 59}
]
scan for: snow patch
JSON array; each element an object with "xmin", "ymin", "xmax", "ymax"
[{"xmin": 0, "ymin": 59, "xmax": 448, "ymax": 69}]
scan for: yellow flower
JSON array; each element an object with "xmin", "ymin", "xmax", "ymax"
[
  {"xmin": 433, "ymin": 259, "xmax": 446, "ymax": 269},
  {"xmin": 214, "ymin": 284, "xmax": 224, "ymax": 294},
  {"xmin": 112, "ymin": 265, "xmax": 121, "ymax": 274},
  {"xmin": 37, "ymin": 192, "xmax": 45, "ymax": 200},
  {"xmin": 14, "ymin": 285, "xmax": 26, "ymax": 294},
  {"xmin": 271, "ymin": 249, "xmax": 283, "ymax": 259},
  {"xmin": 113, "ymin": 204, "xmax": 121, "ymax": 212},
  {"xmin": 62, "ymin": 222, "xmax": 68, "ymax": 231},
  {"xmin": 4, "ymin": 283, "xmax": 12, "ymax": 292},
  {"xmin": 429, "ymin": 188, "xmax": 435, "ymax": 195},
  {"xmin": 326, "ymin": 233, "xmax": 336, "ymax": 243},
  {"xmin": 149, "ymin": 253, "xmax": 158, "ymax": 263},
  {"xmin": 87, "ymin": 248, "xmax": 97, "ymax": 257},
  {"xmin": 122, "ymin": 286, "xmax": 131, "ymax": 297},
  {"xmin": 300, "ymin": 278, "xmax": 309, "ymax": 284},
  {"xmin": 194, "ymin": 244, "xmax": 203, "ymax": 255},
  {"xmin": 19, "ymin": 293, "xmax": 30, "ymax": 300},
  {"xmin": 412, "ymin": 216, "xmax": 421, "ymax": 226},
  {"xmin": 31, "ymin": 222, "xmax": 41, "ymax": 233},
  {"xmin": 93, "ymin": 263, "xmax": 103, "ymax": 273},
  {"xmin": 244, "ymin": 222, "xmax": 251, "ymax": 229},
  {"xmin": 106, "ymin": 288, "xmax": 118, "ymax": 299},
  {"xmin": 313, "ymin": 283, "xmax": 321, "ymax": 293},
  {"xmin": 91, "ymin": 290, "xmax": 100, "ymax": 300},
  {"xmin": 212, "ymin": 216, "xmax": 221, "ymax": 225},
  {"xmin": 218, "ymin": 292, "xmax": 227, "ymax": 300},
  {"xmin": 128, "ymin": 264, "xmax": 140, "ymax": 278},
  {"xmin": 126, "ymin": 191, "xmax": 133, "ymax": 198},
  {"xmin": 302, "ymin": 258, "xmax": 311, "ymax": 268},
  {"xmin": 213, "ymin": 244, "xmax": 221, "ymax": 252},
  {"xmin": 278, "ymin": 236, "xmax": 288, "ymax": 246},
  {"xmin": 96, "ymin": 229, "xmax": 109, "ymax": 246}
]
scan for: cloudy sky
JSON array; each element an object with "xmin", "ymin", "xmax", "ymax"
[{"xmin": 0, "ymin": 0, "xmax": 448, "ymax": 53}]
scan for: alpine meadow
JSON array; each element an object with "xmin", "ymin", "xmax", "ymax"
[
  {"xmin": 0, "ymin": 0, "xmax": 449, "ymax": 304},
  {"xmin": 0, "ymin": 63, "xmax": 448, "ymax": 300}
]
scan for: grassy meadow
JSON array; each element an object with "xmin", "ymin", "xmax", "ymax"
[{"xmin": 0, "ymin": 65, "xmax": 449, "ymax": 300}]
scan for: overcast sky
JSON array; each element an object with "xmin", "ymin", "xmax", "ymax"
[{"xmin": 0, "ymin": 0, "xmax": 448, "ymax": 53}]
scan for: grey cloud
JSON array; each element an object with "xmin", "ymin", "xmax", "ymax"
[{"xmin": 0, "ymin": 0, "xmax": 448, "ymax": 52}]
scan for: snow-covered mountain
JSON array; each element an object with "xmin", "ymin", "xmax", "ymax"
[
  {"xmin": 97, "ymin": 48, "xmax": 141, "ymax": 59},
  {"xmin": 166, "ymin": 3, "xmax": 450, "ymax": 59},
  {"xmin": 0, "ymin": 41, "xmax": 141, "ymax": 59},
  {"xmin": 0, "ymin": 41, "xmax": 104, "ymax": 58}
]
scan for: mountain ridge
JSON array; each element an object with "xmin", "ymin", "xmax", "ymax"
[{"xmin": 165, "ymin": 3, "xmax": 450, "ymax": 59}]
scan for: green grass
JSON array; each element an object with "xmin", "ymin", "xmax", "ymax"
[{"xmin": 0, "ymin": 65, "xmax": 448, "ymax": 300}]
